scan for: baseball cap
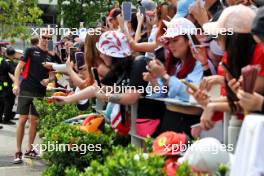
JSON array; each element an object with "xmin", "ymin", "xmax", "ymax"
[
  {"xmin": 162, "ymin": 17, "xmax": 196, "ymax": 39},
  {"xmin": 6, "ymin": 47, "xmax": 15, "ymax": 56},
  {"xmin": 108, "ymin": 8, "xmax": 121, "ymax": 18},
  {"xmin": 173, "ymin": 0, "xmax": 195, "ymax": 19},
  {"xmin": 152, "ymin": 131, "xmax": 191, "ymax": 156},
  {"xmin": 251, "ymin": 7, "xmax": 264, "ymax": 42},
  {"xmin": 203, "ymin": 4, "xmax": 256, "ymax": 35},
  {"xmin": 178, "ymin": 138, "xmax": 231, "ymax": 174},
  {"xmin": 140, "ymin": 0, "xmax": 156, "ymax": 11},
  {"xmin": 96, "ymin": 31, "xmax": 131, "ymax": 58}
]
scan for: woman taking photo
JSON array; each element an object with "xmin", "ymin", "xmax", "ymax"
[
  {"xmin": 51, "ymin": 30, "xmax": 148, "ymax": 107},
  {"xmin": 191, "ymin": 5, "xmax": 264, "ymax": 130},
  {"xmin": 144, "ymin": 17, "xmax": 205, "ymax": 137}
]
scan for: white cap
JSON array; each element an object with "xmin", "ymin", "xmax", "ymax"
[
  {"xmin": 203, "ymin": 5, "xmax": 256, "ymax": 35},
  {"xmin": 96, "ymin": 31, "xmax": 131, "ymax": 58},
  {"xmin": 178, "ymin": 138, "xmax": 231, "ymax": 173},
  {"xmin": 162, "ymin": 17, "xmax": 196, "ymax": 39}
]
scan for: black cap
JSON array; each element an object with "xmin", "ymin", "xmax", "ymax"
[
  {"xmin": 252, "ymin": 7, "xmax": 264, "ymax": 42},
  {"xmin": 6, "ymin": 47, "xmax": 15, "ymax": 56}
]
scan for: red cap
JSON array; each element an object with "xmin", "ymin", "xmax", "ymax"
[
  {"xmin": 108, "ymin": 8, "xmax": 121, "ymax": 18},
  {"xmin": 152, "ymin": 131, "xmax": 187, "ymax": 156}
]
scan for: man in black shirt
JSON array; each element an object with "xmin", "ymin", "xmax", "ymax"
[
  {"xmin": 13, "ymin": 33, "xmax": 53, "ymax": 164},
  {"xmin": 0, "ymin": 47, "xmax": 17, "ymax": 125}
]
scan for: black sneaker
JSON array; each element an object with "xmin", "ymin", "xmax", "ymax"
[
  {"xmin": 13, "ymin": 152, "xmax": 23, "ymax": 164},
  {"xmin": 0, "ymin": 126, "xmax": 3, "ymax": 129},
  {"xmin": 24, "ymin": 149, "xmax": 40, "ymax": 159}
]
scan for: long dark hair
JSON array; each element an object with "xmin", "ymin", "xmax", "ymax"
[
  {"xmin": 225, "ymin": 33, "xmax": 256, "ymax": 112},
  {"xmin": 165, "ymin": 35, "xmax": 199, "ymax": 79},
  {"xmin": 101, "ymin": 56, "xmax": 133, "ymax": 86}
]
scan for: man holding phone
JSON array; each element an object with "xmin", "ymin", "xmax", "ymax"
[{"xmin": 13, "ymin": 32, "xmax": 55, "ymax": 164}]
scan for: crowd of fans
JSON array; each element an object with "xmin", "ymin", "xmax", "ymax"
[{"xmin": 0, "ymin": 0, "xmax": 264, "ymax": 166}]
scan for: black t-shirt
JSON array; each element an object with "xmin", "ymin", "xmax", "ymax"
[
  {"xmin": 101, "ymin": 56, "xmax": 148, "ymax": 90},
  {"xmin": 0, "ymin": 57, "xmax": 17, "ymax": 96},
  {"xmin": 128, "ymin": 56, "xmax": 148, "ymax": 91},
  {"xmin": 20, "ymin": 47, "xmax": 52, "ymax": 96},
  {"xmin": 101, "ymin": 56, "xmax": 165, "ymax": 119}
]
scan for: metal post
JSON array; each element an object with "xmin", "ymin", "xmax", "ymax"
[
  {"xmin": 223, "ymin": 112, "xmax": 230, "ymax": 145},
  {"xmin": 228, "ymin": 114, "xmax": 242, "ymax": 152},
  {"xmin": 130, "ymin": 103, "xmax": 143, "ymax": 147}
]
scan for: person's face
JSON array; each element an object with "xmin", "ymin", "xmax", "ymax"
[
  {"xmin": 40, "ymin": 34, "xmax": 50, "ymax": 48},
  {"xmin": 108, "ymin": 17, "xmax": 119, "ymax": 30},
  {"xmin": 100, "ymin": 53, "xmax": 112, "ymax": 67},
  {"xmin": 168, "ymin": 36, "xmax": 189, "ymax": 59},
  {"xmin": 160, "ymin": 5, "xmax": 169, "ymax": 20},
  {"xmin": 97, "ymin": 63, "xmax": 110, "ymax": 78},
  {"xmin": 112, "ymin": 18, "xmax": 119, "ymax": 29},
  {"xmin": 146, "ymin": 10, "xmax": 157, "ymax": 27}
]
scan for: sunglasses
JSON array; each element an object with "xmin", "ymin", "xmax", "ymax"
[{"xmin": 42, "ymin": 36, "xmax": 51, "ymax": 40}]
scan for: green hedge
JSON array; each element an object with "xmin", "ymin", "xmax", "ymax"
[
  {"xmin": 41, "ymin": 123, "xmax": 117, "ymax": 175},
  {"xmin": 33, "ymin": 98, "xmax": 91, "ymax": 137},
  {"xmin": 76, "ymin": 145, "xmax": 165, "ymax": 176}
]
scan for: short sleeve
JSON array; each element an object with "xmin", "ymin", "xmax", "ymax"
[
  {"xmin": 7, "ymin": 61, "xmax": 16, "ymax": 74},
  {"xmin": 21, "ymin": 48, "xmax": 32, "ymax": 63},
  {"xmin": 251, "ymin": 44, "xmax": 264, "ymax": 76},
  {"xmin": 128, "ymin": 56, "xmax": 148, "ymax": 90}
]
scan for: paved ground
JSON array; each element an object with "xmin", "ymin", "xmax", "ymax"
[{"xmin": 0, "ymin": 118, "xmax": 46, "ymax": 176}]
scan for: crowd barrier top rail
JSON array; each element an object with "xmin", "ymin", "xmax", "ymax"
[{"xmin": 145, "ymin": 97, "xmax": 203, "ymax": 108}]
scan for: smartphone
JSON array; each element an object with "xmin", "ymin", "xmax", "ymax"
[
  {"xmin": 101, "ymin": 16, "xmax": 107, "ymax": 27},
  {"xmin": 69, "ymin": 47, "xmax": 77, "ymax": 63},
  {"xmin": 154, "ymin": 47, "xmax": 165, "ymax": 63},
  {"xmin": 60, "ymin": 48, "xmax": 67, "ymax": 62},
  {"xmin": 220, "ymin": 62, "xmax": 236, "ymax": 79},
  {"xmin": 181, "ymin": 79, "xmax": 198, "ymax": 92},
  {"xmin": 139, "ymin": 6, "xmax": 146, "ymax": 16},
  {"xmin": 75, "ymin": 52, "xmax": 85, "ymax": 70},
  {"xmin": 187, "ymin": 34, "xmax": 198, "ymax": 53},
  {"xmin": 91, "ymin": 67, "xmax": 101, "ymax": 87},
  {"xmin": 122, "ymin": 2, "xmax": 132, "ymax": 21},
  {"xmin": 48, "ymin": 40, "xmax": 53, "ymax": 51}
]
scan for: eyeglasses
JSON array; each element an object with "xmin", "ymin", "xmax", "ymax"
[{"xmin": 42, "ymin": 36, "xmax": 51, "ymax": 40}]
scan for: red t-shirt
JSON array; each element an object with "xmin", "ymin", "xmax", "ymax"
[{"xmin": 212, "ymin": 43, "xmax": 264, "ymax": 121}]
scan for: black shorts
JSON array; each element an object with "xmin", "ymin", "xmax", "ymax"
[{"xmin": 16, "ymin": 91, "xmax": 43, "ymax": 116}]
